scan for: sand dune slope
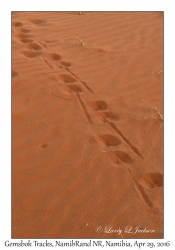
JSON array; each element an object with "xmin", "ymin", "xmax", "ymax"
[{"xmin": 12, "ymin": 12, "xmax": 163, "ymax": 238}]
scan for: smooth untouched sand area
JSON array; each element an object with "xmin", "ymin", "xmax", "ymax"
[{"xmin": 12, "ymin": 12, "xmax": 163, "ymax": 238}]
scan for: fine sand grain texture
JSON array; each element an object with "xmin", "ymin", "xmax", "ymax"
[{"xmin": 12, "ymin": 12, "xmax": 163, "ymax": 238}]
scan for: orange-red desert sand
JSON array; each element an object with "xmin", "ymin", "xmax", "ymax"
[{"xmin": 12, "ymin": 12, "xmax": 163, "ymax": 238}]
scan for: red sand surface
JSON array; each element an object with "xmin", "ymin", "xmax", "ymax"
[{"xmin": 12, "ymin": 12, "xmax": 163, "ymax": 238}]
